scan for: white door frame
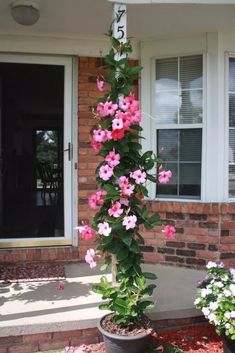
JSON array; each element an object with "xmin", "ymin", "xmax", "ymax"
[{"xmin": 0, "ymin": 53, "xmax": 77, "ymax": 247}]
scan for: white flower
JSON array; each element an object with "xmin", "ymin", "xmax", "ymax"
[
  {"xmin": 194, "ymin": 298, "xmax": 201, "ymax": 305},
  {"xmin": 225, "ymin": 312, "xmax": 231, "ymax": 319},
  {"xmin": 225, "ymin": 323, "xmax": 231, "ymax": 329},
  {"xmin": 229, "ymin": 284, "xmax": 235, "ymax": 295},
  {"xmin": 201, "ymin": 288, "xmax": 212, "ymax": 297},
  {"xmin": 207, "ymin": 261, "xmax": 217, "ymax": 269},
  {"xmin": 223, "ymin": 289, "xmax": 231, "ymax": 297},
  {"xmin": 208, "ymin": 313, "xmax": 220, "ymax": 325},
  {"xmin": 231, "ymin": 311, "xmax": 235, "ymax": 318},
  {"xmin": 214, "ymin": 281, "xmax": 224, "ymax": 288},
  {"xmin": 202, "ymin": 307, "xmax": 210, "ymax": 316},
  {"xmin": 209, "ymin": 302, "xmax": 219, "ymax": 311}
]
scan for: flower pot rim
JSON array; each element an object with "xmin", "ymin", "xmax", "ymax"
[{"xmin": 98, "ymin": 314, "xmax": 150, "ymax": 341}]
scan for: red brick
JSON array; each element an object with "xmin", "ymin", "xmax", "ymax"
[
  {"xmin": 70, "ymin": 336, "xmax": 99, "ymax": 346},
  {"xmin": 0, "ymin": 347, "xmax": 8, "ymax": 353},
  {"xmin": 52, "ymin": 330, "xmax": 83, "ymax": 339},
  {"xmin": 0, "ymin": 337, "xmax": 22, "ymax": 345},
  {"xmin": 39, "ymin": 340, "xmax": 69, "ymax": 351},
  {"xmin": 8, "ymin": 343, "xmax": 38, "ymax": 353},
  {"xmin": 22, "ymin": 333, "xmax": 52, "ymax": 343}
]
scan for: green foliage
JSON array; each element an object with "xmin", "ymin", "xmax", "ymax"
[{"xmin": 89, "ymin": 31, "xmax": 163, "ymax": 326}]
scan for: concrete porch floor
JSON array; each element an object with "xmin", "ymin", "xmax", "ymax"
[{"xmin": 0, "ymin": 263, "xmax": 205, "ymax": 337}]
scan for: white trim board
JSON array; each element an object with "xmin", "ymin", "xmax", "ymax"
[{"xmin": 108, "ymin": 0, "xmax": 235, "ymax": 4}]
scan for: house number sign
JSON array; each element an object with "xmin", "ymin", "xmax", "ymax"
[{"xmin": 113, "ymin": 3, "xmax": 127, "ymax": 43}]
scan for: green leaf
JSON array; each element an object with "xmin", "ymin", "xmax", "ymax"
[
  {"xmin": 116, "ymin": 246, "xmax": 129, "ymax": 261},
  {"xmin": 143, "ymin": 272, "xmax": 158, "ymax": 280},
  {"xmin": 99, "ymin": 304, "xmax": 110, "ymax": 310},
  {"xmin": 130, "ymin": 240, "xmax": 140, "ymax": 253},
  {"xmin": 121, "ymin": 233, "xmax": 133, "ymax": 247},
  {"xmin": 138, "ymin": 300, "xmax": 155, "ymax": 310}
]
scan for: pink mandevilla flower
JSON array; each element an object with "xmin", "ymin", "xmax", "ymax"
[
  {"xmin": 77, "ymin": 225, "xmax": 96, "ymax": 240},
  {"xmin": 120, "ymin": 197, "xmax": 129, "ymax": 206},
  {"xmin": 123, "ymin": 215, "xmax": 137, "ymax": 230},
  {"xmin": 95, "ymin": 190, "xmax": 107, "ymax": 205},
  {"xmin": 121, "ymin": 183, "xmax": 135, "ymax": 197},
  {"xmin": 163, "ymin": 225, "xmax": 176, "ymax": 240},
  {"xmin": 130, "ymin": 110, "xmax": 141, "ymax": 124},
  {"xmin": 105, "ymin": 150, "xmax": 120, "ymax": 167},
  {"xmin": 85, "ymin": 248, "xmax": 96, "ymax": 268},
  {"xmin": 116, "ymin": 111, "xmax": 132, "ymax": 130},
  {"xmin": 91, "ymin": 139, "xmax": 101, "ymax": 154},
  {"xmin": 156, "ymin": 346, "xmax": 164, "ymax": 353},
  {"xmin": 99, "ymin": 164, "xmax": 114, "ymax": 181},
  {"xmin": 108, "ymin": 202, "xmax": 123, "ymax": 218},
  {"xmin": 119, "ymin": 98, "xmax": 130, "ymax": 111},
  {"xmin": 98, "ymin": 221, "xmax": 112, "ymax": 236},
  {"xmin": 112, "ymin": 117, "xmax": 124, "ymax": 130},
  {"xmin": 130, "ymin": 169, "xmax": 147, "ymax": 184},
  {"xmin": 158, "ymin": 170, "xmax": 172, "ymax": 184},
  {"xmin": 96, "ymin": 78, "xmax": 105, "ymax": 91},
  {"xmin": 97, "ymin": 102, "xmax": 107, "ymax": 118},
  {"xmin": 65, "ymin": 346, "xmax": 76, "ymax": 353},
  {"xmin": 93, "ymin": 129, "xmax": 107, "ymax": 143},
  {"xmin": 103, "ymin": 101, "xmax": 118, "ymax": 117},
  {"xmin": 88, "ymin": 190, "xmax": 107, "ymax": 209}
]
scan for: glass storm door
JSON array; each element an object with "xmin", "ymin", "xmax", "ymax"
[{"xmin": 0, "ymin": 55, "xmax": 74, "ymax": 247}]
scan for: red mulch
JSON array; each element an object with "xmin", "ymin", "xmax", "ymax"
[
  {"xmin": 83, "ymin": 324, "xmax": 222, "ymax": 353},
  {"xmin": 0, "ymin": 262, "xmax": 65, "ymax": 283}
]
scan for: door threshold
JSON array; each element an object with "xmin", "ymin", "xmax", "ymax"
[{"xmin": 0, "ymin": 239, "xmax": 72, "ymax": 248}]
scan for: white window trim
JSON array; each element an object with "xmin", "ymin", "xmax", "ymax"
[{"xmin": 141, "ymin": 51, "xmax": 207, "ymax": 201}]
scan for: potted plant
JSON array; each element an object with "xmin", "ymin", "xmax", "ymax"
[
  {"xmin": 77, "ymin": 31, "xmax": 175, "ymax": 353},
  {"xmin": 194, "ymin": 261, "xmax": 235, "ymax": 353}
]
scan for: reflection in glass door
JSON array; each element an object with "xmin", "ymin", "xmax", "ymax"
[{"xmin": 0, "ymin": 61, "xmax": 67, "ymax": 241}]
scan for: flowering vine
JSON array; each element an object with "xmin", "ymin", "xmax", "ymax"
[{"xmin": 77, "ymin": 33, "xmax": 175, "ymax": 325}]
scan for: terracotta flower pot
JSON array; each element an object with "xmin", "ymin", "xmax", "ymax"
[
  {"xmin": 98, "ymin": 315, "xmax": 150, "ymax": 353},
  {"xmin": 222, "ymin": 334, "xmax": 235, "ymax": 353}
]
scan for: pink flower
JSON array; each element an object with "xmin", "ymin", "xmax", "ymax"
[
  {"xmin": 158, "ymin": 170, "xmax": 172, "ymax": 184},
  {"xmin": 130, "ymin": 169, "xmax": 147, "ymax": 184},
  {"xmin": 93, "ymin": 129, "xmax": 107, "ymax": 143},
  {"xmin": 85, "ymin": 248, "xmax": 96, "ymax": 268},
  {"xmin": 78, "ymin": 344, "xmax": 88, "ymax": 352},
  {"xmin": 112, "ymin": 128, "xmax": 125, "ymax": 141},
  {"xmin": 104, "ymin": 129, "xmax": 113, "ymax": 141},
  {"xmin": 122, "ymin": 183, "xmax": 135, "ymax": 196},
  {"xmin": 76, "ymin": 225, "xmax": 96, "ymax": 240},
  {"xmin": 130, "ymin": 110, "xmax": 141, "ymax": 124},
  {"xmin": 105, "ymin": 150, "xmax": 120, "ymax": 167},
  {"xmin": 97, "ymin": 102, "xmax": 107, "ymax": 118},
  {"xmin": 119, "ymin": 98, "xmax": 130, "ymax": 111},
  {"xmin": 119, "ymin": 176, "xmax": 129, "ymax": 188},
  {"xmin": 112, "ymin": 117, "xmax": 123, "ymax": 130},
  {"xmin": 125, "ymin": 93, "xmax": 139, "ymax": 112},
  {"xmin": 88, "ymin": 194, "xmax": 98, "ymax": 209},
  {"xmin": 120, "ymin": 197, "xmax": 129, "ymax": 206},
  {"xmin": 119, "ymin": 176, "xmax": 135, "ymax": 196},
  {"xmin": 103, "ymin": 101, "xmax": 118, "ymax": 117},
  {"xmin": 163, "ymin": 225, "xmax": 176, "ymax": 240},
  {"xmin": 91, "ymin": 139, "xmax": 101, "ymax": 153},
  {"xmin": 56, "ymin": 283, "xmax": 64, "ymax": 290},
  {"xmin": 156, "ymin": 346, "xmax": 164, "ymax": 353},
  {"xmin": 97, "ymin": 78, "xmax": 105, "ymax": 91},
  {"xmin": 96, "ymin": 190, "xmax": 107, "ymax": 205},
  {"xmin": 123, "ymin": 215, "xmax": 137, "ymax": 230},
  {"xmin": 116, "ymin": 111, "xmax": 131, "ymax": 130},
  {"xmin": 98, "ymin": 221, "xmax": 112, "ymax": 236},
  {"xmin": 88, "ymin": 190, "xmax": 107, "ymax": 209},
  {"xmin": 108, "ymin": 202, "xmax": 123, "ymax": 218},
  {"xmin": 99, "ymin": 164, "xmax": 114, "ymax": 181}
]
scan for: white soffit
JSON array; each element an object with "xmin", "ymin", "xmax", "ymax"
[{"xmin": 108, "ymin": 0, "xmax": 235, "ymax": 4}]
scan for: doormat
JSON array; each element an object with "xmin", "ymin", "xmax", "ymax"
[{"xmin": 0, "ymin": 262, "xmax": 65, "ymax": 283}]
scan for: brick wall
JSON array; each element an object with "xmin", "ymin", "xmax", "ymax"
[{"xmin": 0, "ymin": 56, "xmax": 234, "ymax": 268}]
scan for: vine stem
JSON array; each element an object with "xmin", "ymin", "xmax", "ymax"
[{"xmin": 111, "ymin": 254, "xmax": 118, "ymax": 287}]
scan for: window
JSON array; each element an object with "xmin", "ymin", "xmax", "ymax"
[
  {"xmin": 154, "ymin": 55, "xmax": 203, "ymax": 199},
  {"xmin": 229, "ymin": 58, "xmax": 235, "ymax": 197}
]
